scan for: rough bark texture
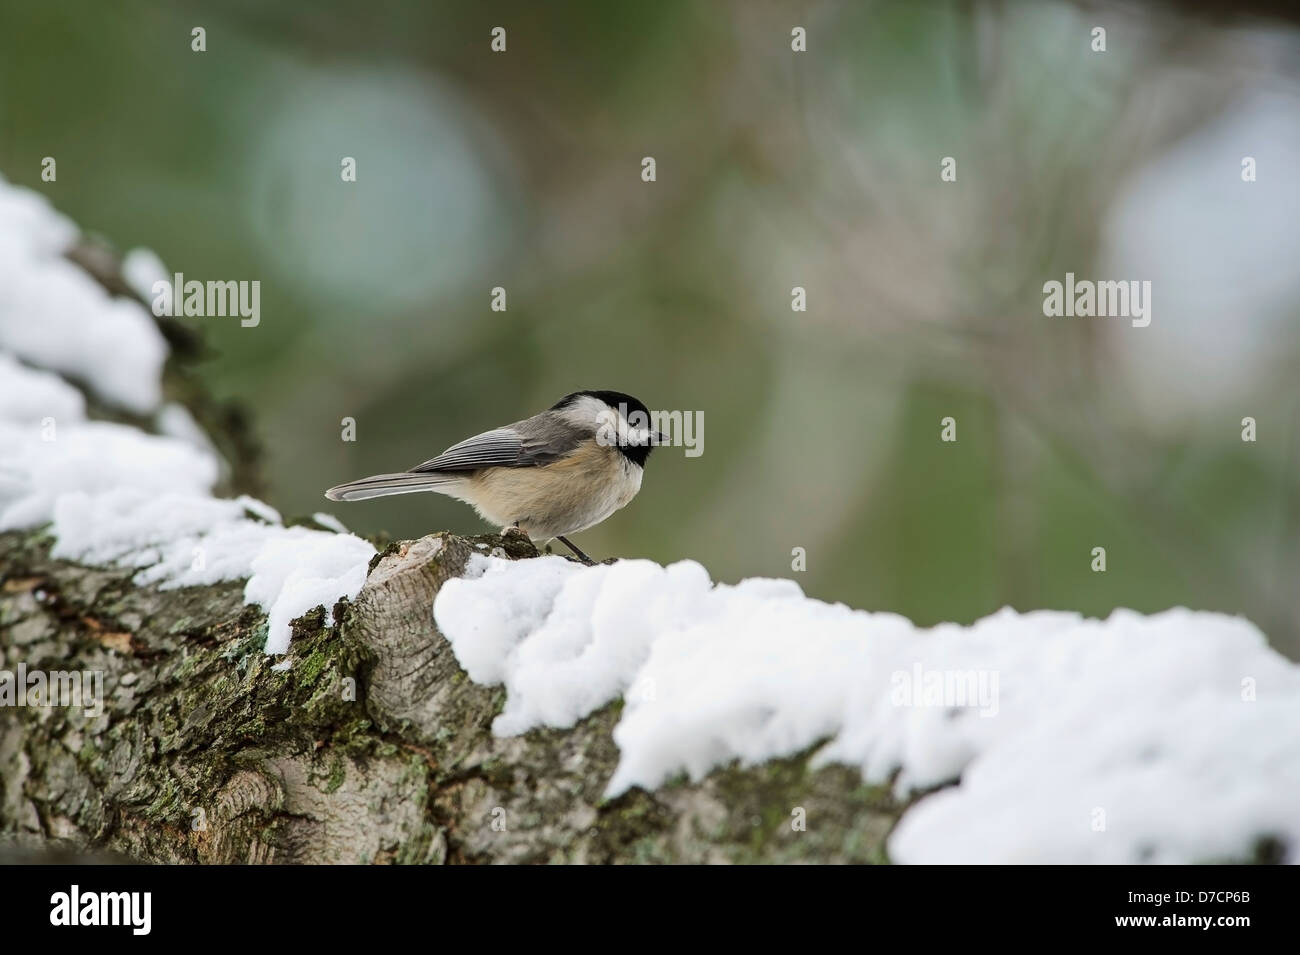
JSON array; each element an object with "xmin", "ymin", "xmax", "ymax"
[{"xmin": 0, "ymin": 526, "xmax": 907, "ymax": 864}]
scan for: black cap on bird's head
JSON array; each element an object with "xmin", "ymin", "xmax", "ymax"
[{"xmin": 551, "ymin": 390, "xmax": 664, "ymax": 466}]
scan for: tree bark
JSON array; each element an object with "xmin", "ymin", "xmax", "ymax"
[{"xmin": 0, "ymin": 526, "xmax": 906, "ymax": 864}]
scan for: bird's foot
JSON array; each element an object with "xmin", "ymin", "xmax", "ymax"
[{"xmin": 555, "ymin": 535, "xmax": 596, "ymax": 566}]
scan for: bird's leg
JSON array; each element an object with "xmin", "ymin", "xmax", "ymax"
[{"xmin": 555, "ymin": 535, "xmax": 595, "ymax": 565}]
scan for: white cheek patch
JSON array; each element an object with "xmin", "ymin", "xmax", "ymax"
[
  {"xmin": 593, "ymin": 410, "xmax": 620, "ymax": 447},
  {"xmin": 592, "ymin": 407, "xmax": 653, "ymax": 447}
]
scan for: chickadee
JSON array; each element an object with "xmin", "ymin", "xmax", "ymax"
[{"xmin": 324, "ymin": 391, "xmax": 661, "ymax": 563}]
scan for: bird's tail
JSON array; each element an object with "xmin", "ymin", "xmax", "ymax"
[{"xmin": 324, "ymin": 472, "xmax": 461, "ymax": 502}]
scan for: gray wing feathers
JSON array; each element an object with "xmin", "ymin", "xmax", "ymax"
[
  {"xmin": 325, "ymin": 415, "xmax": 589, "ymax": 503},
  {"xmin": 412, "ymin": 418, "xmax": 587, "ymax": 473},
  {"xmin": 410, "ymin": 428, "xmax": 530, "ymax": 472}
]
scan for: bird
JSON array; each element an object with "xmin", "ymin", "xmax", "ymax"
[{"xmin": 324, "ymin": 390, "xmax": 661, "ymax": 563}]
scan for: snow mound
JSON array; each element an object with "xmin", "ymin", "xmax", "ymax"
[
  {"xmin": 0, "ymin": 358, "xmax": 374, "ymax": 654},
  {"xmin": 434, "ymin": 553, "xmax": 1300, "ymax": 864},
  {"xmin": 0, "ymin": 175, "xmax": 168, "ymax": 414}
]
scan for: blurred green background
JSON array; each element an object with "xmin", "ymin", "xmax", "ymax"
[{"xmin": 3, "ymin": 0, "xmax": 1299, "ymax": 654}]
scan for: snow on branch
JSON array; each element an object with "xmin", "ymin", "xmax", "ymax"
[
  {"xmin": 0, "ymin": 176, "xmax": 374, "ymax": 655},
  {"xmin": 0, "ymin": 175, "xmax": 167, "ymax": 414},
  {"xmin": 435, "ymin": 553, "xmax": 1300, "ymax": 863}
]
